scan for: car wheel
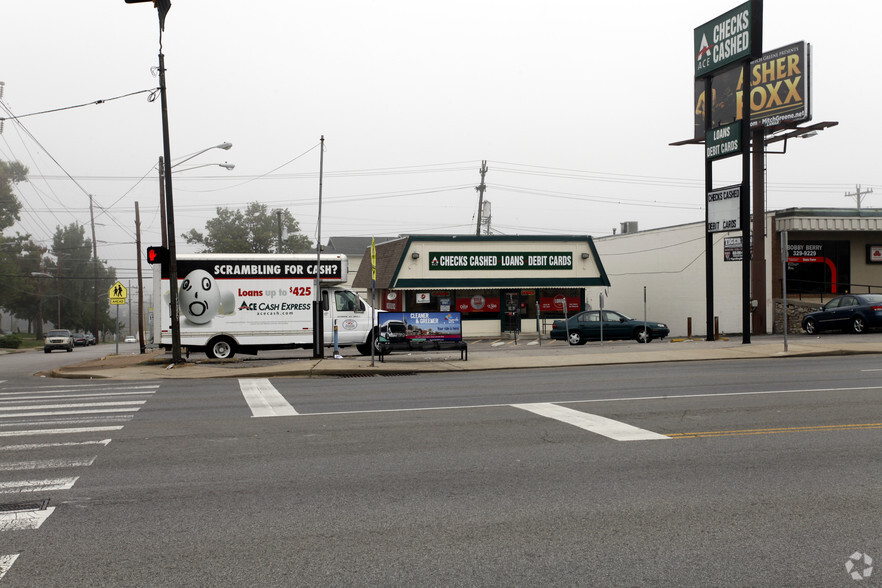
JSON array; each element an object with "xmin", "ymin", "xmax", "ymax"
[
  {"xmin": 803, "ymin": 318, "xmax": 817, "ymax": 335},
  {"xmin": 634, "ymin": 327, "xmax": 652, "ymax": 343},
  {"xmin": 567, "ymin": 331, "xmax": 582, "ymax": 346},
  {"xmin": 206, "ymin": 337, "xmax": 235, "ymax": 359},
  {"xmin": 851, "ymin": 316, "xmax": 866, "ymax": 334},
  {"xmin": 44, "ymin": 348, "xmax": 50, "ymax": 353}
]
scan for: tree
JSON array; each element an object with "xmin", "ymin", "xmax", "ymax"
[
  {"xmin": 182, "ymin": 202, "xmax": 312, "ymax": 253},
  {"xmin": 0, "ymin": 160, "xmax": 27, "ymax": 231}
]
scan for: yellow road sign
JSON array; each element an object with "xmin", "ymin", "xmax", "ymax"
[{"xmin": 109, "ymin": 281, "xmax": 127, "ymax": 305}]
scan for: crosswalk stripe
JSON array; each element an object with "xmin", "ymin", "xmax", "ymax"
[
  {"xmin": 512, "ymin": 403, "xmax": 670, "ymax": 441},
  {"xmin": 0, "ymin": 439, "xmax": 111, "ymax": 452},
  {"xmin": 0, "ymin": 507, "xmax": 56, "ymax": 532},
  {"xmin": 0, "ymin": 401, "xmax": 145, "ymax": 412},
  {"xmin": 0, "ymin": 407, "xmax": 141, "ymax": 419},
  {"xmin": 239, "ymin": 379, "xmax": 298, "ymax": 417},
  {"xmin": 0, "ymin": 554, "xmax": 19, "ymax": 580},
  {"xmin": 0, "ymin": 477, "xmax": 79, "ymax": 493},
  {"xmin": 0, "ymin": 457, "xmax": 97, "ymax": 471},
  {"xmin": 0, "ymin": 426, "xmax": 124, "ymax": 438},
  {"xmin": 0, "ymin": 391, "xmax": 154, "ymax": 402}
]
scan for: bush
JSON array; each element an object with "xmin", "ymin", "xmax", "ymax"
[{"xmin": 0, "ymin": 333, "xmax": 23, "ymax": 349}]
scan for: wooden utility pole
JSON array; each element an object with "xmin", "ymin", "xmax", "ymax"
[
  {"xmin": 135, "ymin": 202, "xmax": 146, "ymax": 354},
  {"xmin": 475, "ymin": 160, "xmax": 488, "ymax": 236},
  {"xmin": 845, "ymin": 184, "xmax": 873, "ymax": 210}
]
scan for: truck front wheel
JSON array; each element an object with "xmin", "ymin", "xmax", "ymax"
[{"xmin": 206, "ymin": 336, "xmax": 236, "ymax": 359}]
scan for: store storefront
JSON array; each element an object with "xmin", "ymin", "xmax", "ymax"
[{"xmin": 352, "ymin": 235, "xmax": 610, "ymax": 337}]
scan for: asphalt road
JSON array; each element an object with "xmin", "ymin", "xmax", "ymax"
[{"xmin": 1, "ymin": 353, "xmax": 881, "ymax": 586}]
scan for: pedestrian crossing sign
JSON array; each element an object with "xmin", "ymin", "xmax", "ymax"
[{"xmin": 109, "ymin": 281, "xmax": 127, "ymax": 305}]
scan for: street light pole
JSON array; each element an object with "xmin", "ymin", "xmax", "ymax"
[{"xmin": 156, "ymin": 51, "xmax": 183, "ymax": 363}]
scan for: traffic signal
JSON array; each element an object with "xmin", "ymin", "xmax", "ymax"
[{"xmin": 146, "ymin": 246, "xmax": 168, "ymax": 265}]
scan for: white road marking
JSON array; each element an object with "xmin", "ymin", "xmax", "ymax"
[
  {"xmin": 2, "ymin": 416, "xmax": 133, "ymax": 428},
  {"xmin": 512, "ymin": 403, "xmax": 670, "ymax": 441},
  {"xmin": 0, "ymin": 477, "xmax": 79, "ymax": 494},
  {"xmin": 0, "ymin": 391, "xmax": 155, "ymax": 402},
  {"xmin": 0, "ymin": 401, "xmax": 145, "ymax": 412},
  {"xmin": 0, "ymin": 426, "xmax": 124, "ymax": 438},
  {"xmin": 0, "ymin": 554, "xmax": 19, "ymax": 580},
  {"xmin": 0, "ymin": 507, "xmax": 56, "ymax": 532},
  {"xmin": 0, "ymin": 457, "xmax": 97, "ymax": 471},
  {"xmin": 0, "ymin": 408, "xmax": 140, "ymax": 418},
  {"xmin": 239, "ymin": 379, "xmax": 298, "ymax": 417},
  {"xmin": 0, "ymin": 439, "xmax": 111, "ymax": 452},
  {"xmin": 0, "ymin": 383, "xmax": 158, "ymax": 394}
]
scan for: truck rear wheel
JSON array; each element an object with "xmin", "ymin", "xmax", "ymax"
[
  {"xmin": 356, "ymin": 330, "xmax": 380, "ymax": 356},
  {"xmin": 206, "ymin": 336, "xmax": 236, "ymax": 359}
]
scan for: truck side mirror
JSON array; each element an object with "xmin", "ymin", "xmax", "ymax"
[{"xmin": 358, "ymin": 299, "xmax": 366, "ymax": 312}]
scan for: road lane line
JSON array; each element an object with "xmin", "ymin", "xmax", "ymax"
[
  {"xmin": 512, "ymin": 403, "xmax": 670, "ymax": 441},
  {"xmin": 0, "ymin": 507, "xmax": 56, "ymax": 532},
  {"xmin": 668, "ymin": 423, "xmax": 882, "ymax": 438},
  {"xmin": 0, "ymin": 426, "xmax": 124, "ymax": 438},
  {"xmin": 0, "ymin": 477, "xmax": 79, "ymax": 494},
  {"xmin": 239, "ymin": 379, "xmax": 298, "ymax": 417}
]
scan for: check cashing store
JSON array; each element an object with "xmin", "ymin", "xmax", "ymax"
[{"xmin": 352, "ymin": 235, "xmax": 611, "ymax": 337}]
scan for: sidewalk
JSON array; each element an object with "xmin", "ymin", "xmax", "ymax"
[{"xmin": 45, "ymin": 334, "xmax": 882, "ymax": 380}]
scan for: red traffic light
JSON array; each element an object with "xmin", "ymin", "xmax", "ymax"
[{"xmin": 146, "ymin": 246, "xmax": 168, "ymax": 265}]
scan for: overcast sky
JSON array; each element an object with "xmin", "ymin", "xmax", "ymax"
[{"xmin": 2, "ymin": 1, "xmax": 879, "ymax": 281}]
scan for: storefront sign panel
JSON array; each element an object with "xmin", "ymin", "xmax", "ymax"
[
  {"xmin": 694, "ymin": 1, "xmax": 751, "ymax": 78},
  {"xmin": 429, "ymin": 252, "xmax": 573, "ymax": 271},
  {"xmin": 707, "ymin": 185, "xmax": 740, "ymax": 233}
]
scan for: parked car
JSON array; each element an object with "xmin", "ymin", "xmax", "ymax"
[
  {"xmin": 801, "ymin": 293, "xmax": 882, "ymax": 335},
  {"xmin": 71, "ymin": 332, "xmax": 87, "ymax": 347},
  {"xmin": 550, "ymin": 310, "xmax": 669, "ymax": 345},
  {"xmin": 44, "ymin": 329, "xmax": 74, "ymax": 353},
  {"xmin": 84, "ymin": 333, "xmax": 96, "ymax": 346},
  {"xmin": 124, "ymin": 335, "xmax": 137, "ymax": 343}
]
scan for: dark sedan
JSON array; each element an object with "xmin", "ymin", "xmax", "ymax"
[
  {"xmin": 550, "ymin": 310, "xmax": 669, "ymax": 345},
  {"xmin": 72, "ymin": 332, "xmax": 88, "ymax": 347},
  {"xmin": 801, "ymin": 293, "xmax": 882, "ymax": 335}
]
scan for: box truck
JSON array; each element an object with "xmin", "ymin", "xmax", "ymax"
[{"xmin": 151, "ymin": 253, "xmax": 379, "ymax": 359}]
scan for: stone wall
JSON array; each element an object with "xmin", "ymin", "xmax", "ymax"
[{"xmin": 773, "ymin": 298, "xmax": 820, "ymax": 334}]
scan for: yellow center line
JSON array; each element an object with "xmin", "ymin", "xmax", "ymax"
[{"xmin": 668, "ymin": 423, "xmax": 882, "ymax": 439}]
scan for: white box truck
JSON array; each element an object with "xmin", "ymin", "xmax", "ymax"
[{"xmin": 151, "ymin": 253, "xmax": 379, "ymax": 359}]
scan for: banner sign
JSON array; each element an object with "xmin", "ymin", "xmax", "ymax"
[
  {"xmin": 724, "ymin": 236, "xmax": 743, "ymax": 262},
  {"xmin": 429, "ymin": 252, "xmax": 573, "ymax": 271},
  {"xmin": 706, "ymin": 121, "xmax": 741, "ymax": 160},
  {"xmin": 694, "ymin": 2, "xmax": 751, "ymax": 78},
  {"xmin": 167, "ymin": 258, "xmax": 343, "ymax": 281},
  {"xmin": 749, "ymin": 41, "xmax": 810, "ymax": 129},
  {"xmin": 456, "ymin": 295, "xmax": 500, "ymax": 313},
  {"xmin": 378, "ymin": 312, "xmax": 462, "ymax": 342},
  {"xmin": 694, "ymin": 41, "xmax": 811, "ymax": 138},
  {"xmin": 707, "ymin": 185, "xmax": 741, "ymax": 233},
  {"xmin": 539, "ymin": 296, "xmax": 580, "ymax": 312}
]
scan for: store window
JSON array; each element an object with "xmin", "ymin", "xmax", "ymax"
[{"xmin": 455, "ymin": 290, "xmax": 501, "ymax": 320}]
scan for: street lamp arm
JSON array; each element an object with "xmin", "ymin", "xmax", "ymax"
[
  {"xmin": 172, "ymin": 162, "xmax": 235, "ymax": 173},
  {"xmin": 171, "ymin": 142, "xmax": 232, "ymax": 169}
]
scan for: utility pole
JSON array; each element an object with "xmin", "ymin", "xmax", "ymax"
[
  {"xmin": 845, "ymin": 184, "xmax": 873, "ymax": 210},
  {"xmin": 475, "ymin": 160, "xmax": 488, "ymax": 236},
  {"xmin": 89, "ymin": 195, "xmax": 100, "ymax": 341},
  {"xmin": 135, "ymin": 202, "xmax": 146, "ymax": 353}
]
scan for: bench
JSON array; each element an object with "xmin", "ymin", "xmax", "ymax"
[{"xmin": 377, "ymin": 340, "xmax": 468, "ymax": 362}]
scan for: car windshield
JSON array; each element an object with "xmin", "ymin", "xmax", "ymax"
[
  {"xmin": 861, "ymin": 294, "xmax": 882, "ymax": 304},
  {"xmin": 47, "ymin": 330, "xmax": 68, "ymax": 337}
]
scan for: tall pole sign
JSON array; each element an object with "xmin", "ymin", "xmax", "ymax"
[{"xmin": 694, "ymin": 1, "xmax": 761, "ymax": 344}]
